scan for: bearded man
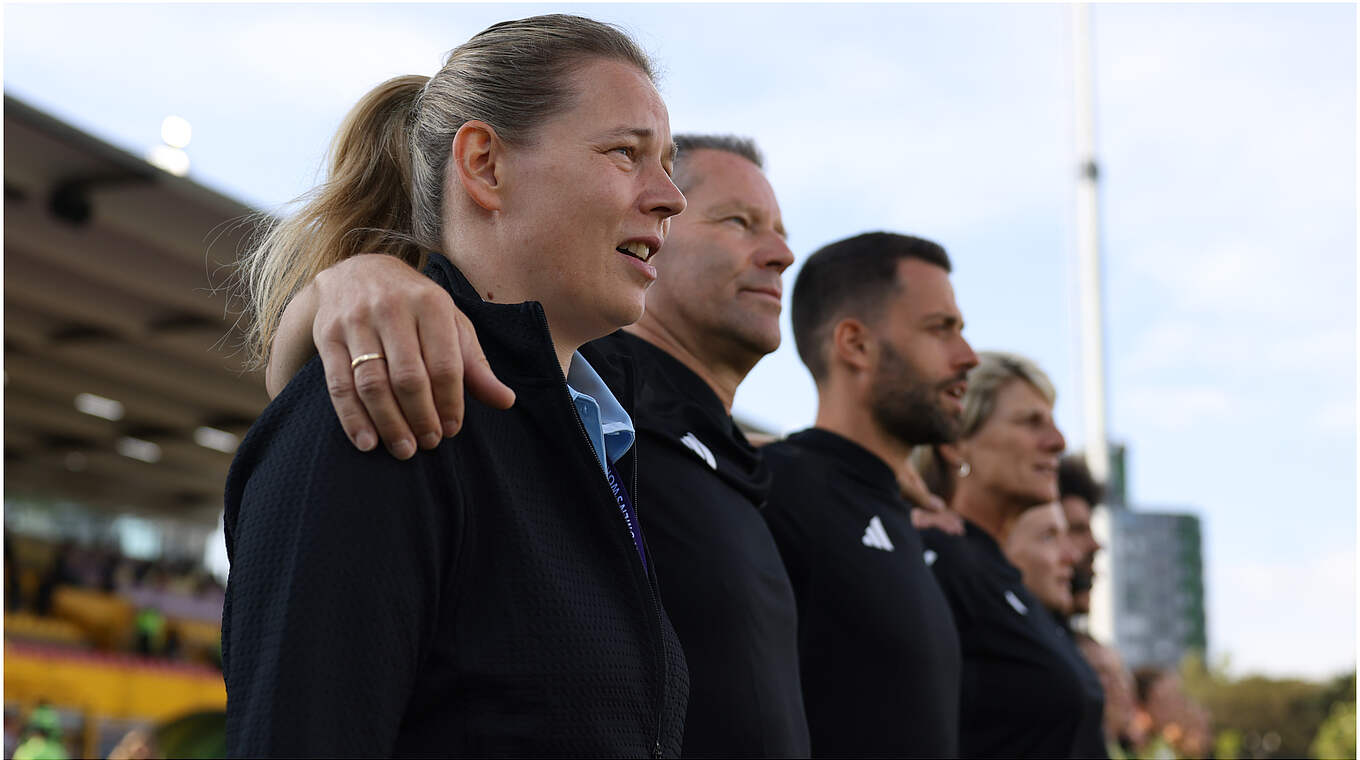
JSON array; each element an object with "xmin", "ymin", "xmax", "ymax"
[{"xmin": 760, "ymin": 232, "xmax": 979, "ymax": 756}]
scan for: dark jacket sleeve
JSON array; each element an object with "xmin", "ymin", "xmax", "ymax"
[{"xmin": 222, "ymin": 360, "xmax": 461, "ymax": 757}]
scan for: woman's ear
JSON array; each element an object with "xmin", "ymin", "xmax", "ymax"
[
  {"xmin": 451, "ymin": 120, "xmax": 504, "ymax": 212},
  {"xmin": 939, "ymin": 442, "xmax": 965, "ymax": 469}
]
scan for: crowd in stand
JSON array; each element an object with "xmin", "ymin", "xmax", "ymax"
[
  {"xmin": 203, "ymin": 11, "xmax": 1225, "ymax": 759},
  {"xmin": 4, "ymin": 536, "xmax": 224, "ymax": 663}
]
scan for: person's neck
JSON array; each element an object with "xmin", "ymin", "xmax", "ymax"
[
  {"xmin": 812, "ymin": 388, "xmax": 914, "ymax": 474},
  {"xmin": 442, "ymin": 241, "xmax": 580, "ymax": 378},
  {"xmin": 624, "ymin": 316, "xmax": 756, "ymax": 413},
  {"xmin": 950, "ymin": 483, "xmax": 1022, "ymax": 543}
]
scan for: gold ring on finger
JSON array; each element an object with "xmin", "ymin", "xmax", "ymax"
[{"xmin": 350, "ymin": 352, "xmax": 386, "ymax": 370}]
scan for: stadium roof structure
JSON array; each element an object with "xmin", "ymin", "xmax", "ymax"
[{"xmin": 5, "ymin": 96, "xmax": 269, "ymax": 524}]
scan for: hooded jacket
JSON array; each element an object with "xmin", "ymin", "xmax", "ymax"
[{"xmin": 222, "ymin": 252, "xmax": 688, "ymax": 758}]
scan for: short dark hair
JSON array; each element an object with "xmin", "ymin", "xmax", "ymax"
[
  {"xmin": 672, "ymin": 134, "xmax": 763, "ymax": 192},
  {"xmin": 791, "ymin": 231, "xmax": 953, "ymax": 382},
  {"xmin": 1058, "ymin": 455, "xmax": 1105, "ymax": 507}
]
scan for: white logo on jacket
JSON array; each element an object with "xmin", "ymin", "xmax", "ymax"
[
  {"xmin": 861, "ymin": 516, "xmax": 895, "ymax": 551},
  {"xmin": 680, "ymin": 432, "xmax": 717, "ymax": 470},
  {"xmin": 1004, "ymin": 590, "xmax": 1029, "ymax": 615}
]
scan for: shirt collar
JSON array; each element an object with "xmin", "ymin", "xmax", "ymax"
[
  {"xmin": 566, "ymin": 351, "xmax": 635, "ymax": 472},
  {"xmin": 784, "ymin": 427, "xmax": 903, "ymax": 498}
]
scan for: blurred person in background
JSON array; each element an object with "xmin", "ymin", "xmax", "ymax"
[
  {"xmin": 761, "ymin": 231, "xmax": 976, "ymax": 756},
  {"xmin": 12, "ymin": 702, "xmax": 67, "ymax": 760},
  {"xmin": 1133, "ymin": 668, "xmax": 1190, "ymax": 760},
  {"xmin": 33, "ymin": 541, "xmax": 77, "ymax": 616},
  {"xmin": 6, "ymin": 535, "xmax": 22, "ymax": 612},
  {"xmin": 1076, "ymin": 634, "xmax": 1145, "ymax": 759},
  {"xmin": 1002, "ymin": 502, "xmax": 1078, "ymax": 618},
  {"xmin": 224, "ymin": 14, "xmax": 692, "ymax": 755},
  {"xmin": 913, "ymin": 351, "xmax": 1107, "ymax": 758},
  {"xmin": 1176, "ymin": 703, "xmax": 1212, "ymax": 760},
  {"xmin": 263, "ymin": 132, "xmax": 817, "ymax": 757},
  {"xmin": 1058, "ymin": 455, "xmax": 1104, "ymax": 625}
]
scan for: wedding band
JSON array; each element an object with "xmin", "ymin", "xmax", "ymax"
[{"xmin": 350, "ymin": 353, "xmax": 386, "ymax": 370}]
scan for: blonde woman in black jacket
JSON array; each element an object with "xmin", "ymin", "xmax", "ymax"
[{"xmin": 223, "ymin": 15, "xmax": 689, "ymax": 757}]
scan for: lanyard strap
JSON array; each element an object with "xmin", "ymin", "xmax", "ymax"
[{"xmin": 605, "ymin": 460, "xmax": 647, "ymax": 571}]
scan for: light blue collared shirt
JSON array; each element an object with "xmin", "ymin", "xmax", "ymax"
[{"xmin": 566, "ymin": 351, "xmax": 635, "ymax": 475}]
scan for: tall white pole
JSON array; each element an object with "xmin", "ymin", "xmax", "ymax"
[{"xmin": 1071, "ymin": 2, "xmax": 1115, "ymax": 643}]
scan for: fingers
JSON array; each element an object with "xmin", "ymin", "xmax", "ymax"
[
  {"xmin": 911, "ymin": 508, "xmax": 966, "ymax": 536},
  {"xmin": 316, "ymin": 333, "xmax": 381, "ymax": 453},
  {"xmin": 302, "ymin": 252, "xmax": 510, "ymax": 460},
  {"xmin": 381, "ymin": 303, "xmax": 444, "ymax": 451},
  {"xmin": 352, "ymin": 345, "xmax": 419, "ymax": 459},
  {"xmin": 318, "ymin": 315, "xmax": 420, "ymax": 461},
  {"xmin": 453, "ymin": 312, "xmax": 516, "ymax": 414},
  {"xmin": 416, "ymin": 296, "xmax": 466, "ymax": 438},
  {"xmin": 897, "ymin": 459, "xmax": 948, "ymax": 512}
]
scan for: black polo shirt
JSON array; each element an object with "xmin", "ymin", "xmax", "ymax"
[
  {"xmin": 589, "ymin": 332, "xmax": 811, "ymax": 758},
  {"xmin": 761, "ymin": 428, "xmax": 962, "ymax": 758},
  {"xmin": 920, "ymin": 521, "xmax": 1107, "ymax": 759}
]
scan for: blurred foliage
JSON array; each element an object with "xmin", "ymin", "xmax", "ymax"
[
  {"xmin": 1181, "ymin": 652, "xmax": 1355, "ymax": 759},
  {"xmin": 1215, "ymin": 728, "xmax": 1242, "ymax": 759},
  {"xmin": 1311, "ymin": 698, "xmax": 1356, "ymax": 759}
]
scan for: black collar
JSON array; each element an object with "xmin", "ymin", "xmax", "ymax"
[
  {"xmin": 423, "ymin": 252, "xmax": 570, "ymax": 387},
  {"xmin": 783, "ymin": 428, "xmax": 902, "ymax": 499},
  {"xmin": 616, "ymin": 332, "xmax": 729, "ymax": 429},
  {"xmin": 962, "ymin": 518, "xmax": 1023, "ymax": 583}
]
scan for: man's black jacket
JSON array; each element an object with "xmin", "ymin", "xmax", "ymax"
[
  {"xmin": 588, "ymin": 332, "xmax": 809, "ymax": 758},
  {"xmin": 761, "ymin": 429, "xmax": 961, "ymax": 758},
  {"xmin": 222, "ymin": 253, "xmax": 688, "ymax": 757}
]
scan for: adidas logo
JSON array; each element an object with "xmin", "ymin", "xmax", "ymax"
[
  {"xmin": 1004, "ymin": 590, "xmax": 1029, "ymax": 615},
  {"xmin": 680, "ymin": 432, "xmax": 717, "ymax": 470},
  {"xmin": 861, "ymin": 516, "xmax": 895, "ymax": 551}
]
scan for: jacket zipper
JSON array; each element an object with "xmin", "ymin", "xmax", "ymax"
[
  {"xmin": 633, "ymin": 437, "xmax": 667, "ymax": 760},
  {"xmin": 533, "ymin": 307, "xmax": 669, "ymax": 757}
]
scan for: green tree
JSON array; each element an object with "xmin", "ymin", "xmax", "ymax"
[
  {"xmin": 1311, "ymin": 699, "xmax": 1356, "ymax": 759},
  {"xmin": 1179, "ymin": 654, "xmax": 1351, "ymax": 759}
]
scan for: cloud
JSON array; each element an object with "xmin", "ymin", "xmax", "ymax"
[
  {"xmin": 1120, "ymin": 318, "xmax": 1354, "ymax": 379},
  {"xmin": 1211, "ymin": 548, "xmax": 1356, "ymax": 680},
  {"xmin": 230, "ymin": 9, "xmax": 459, "ymax": 106},
  {"xmin": 1313, "ymin": 396, "xmax": 1357, "ymax": 434},
  {"xmin": 1117, "ymin": 385, "xmax": 1233, "ymax": 432}
]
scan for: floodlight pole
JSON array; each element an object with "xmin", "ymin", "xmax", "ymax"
[{"xmin": 1071, "ymin": 2, "xmax": 1115, "ymax": 643}]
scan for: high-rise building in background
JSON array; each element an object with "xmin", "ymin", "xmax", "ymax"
[
  {"xmin": 1092, "ymin": 445, "xmax": 1208, "ymax": 669},
  {"xmin": 1109, "ymin": 507, "xmax": 1208, "ymax": 668}
]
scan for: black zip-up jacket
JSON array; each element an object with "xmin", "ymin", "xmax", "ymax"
[
  {"xmin": 222, "ymin": 252, "xmax": 688, "ymax": 758},
  {"xmin": 587, "ymin": 332, "xmax": 809, "ymax": 758}
]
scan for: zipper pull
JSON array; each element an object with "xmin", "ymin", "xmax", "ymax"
[{"xmin": 653, "ymin": 740, "xmax": 663, "ymax": 759}]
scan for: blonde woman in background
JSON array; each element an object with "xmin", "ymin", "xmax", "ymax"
[{"xmin": 914, "ymin": 351, "xmax": 1107, "ymax": 758}]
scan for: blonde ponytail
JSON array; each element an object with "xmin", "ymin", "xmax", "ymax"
[{"xmin": 238, "ymin": 74, "xmax": 430, "ymax": 368}]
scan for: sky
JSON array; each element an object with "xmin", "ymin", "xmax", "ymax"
[{"xmin": 5, "ymin": 2, "xmax": 1354, "ymax": 681}]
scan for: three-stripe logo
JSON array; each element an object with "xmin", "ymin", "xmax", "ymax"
[{"xmin": 861, "ymin": 515, "xmax": 895, "ymax": 551}]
